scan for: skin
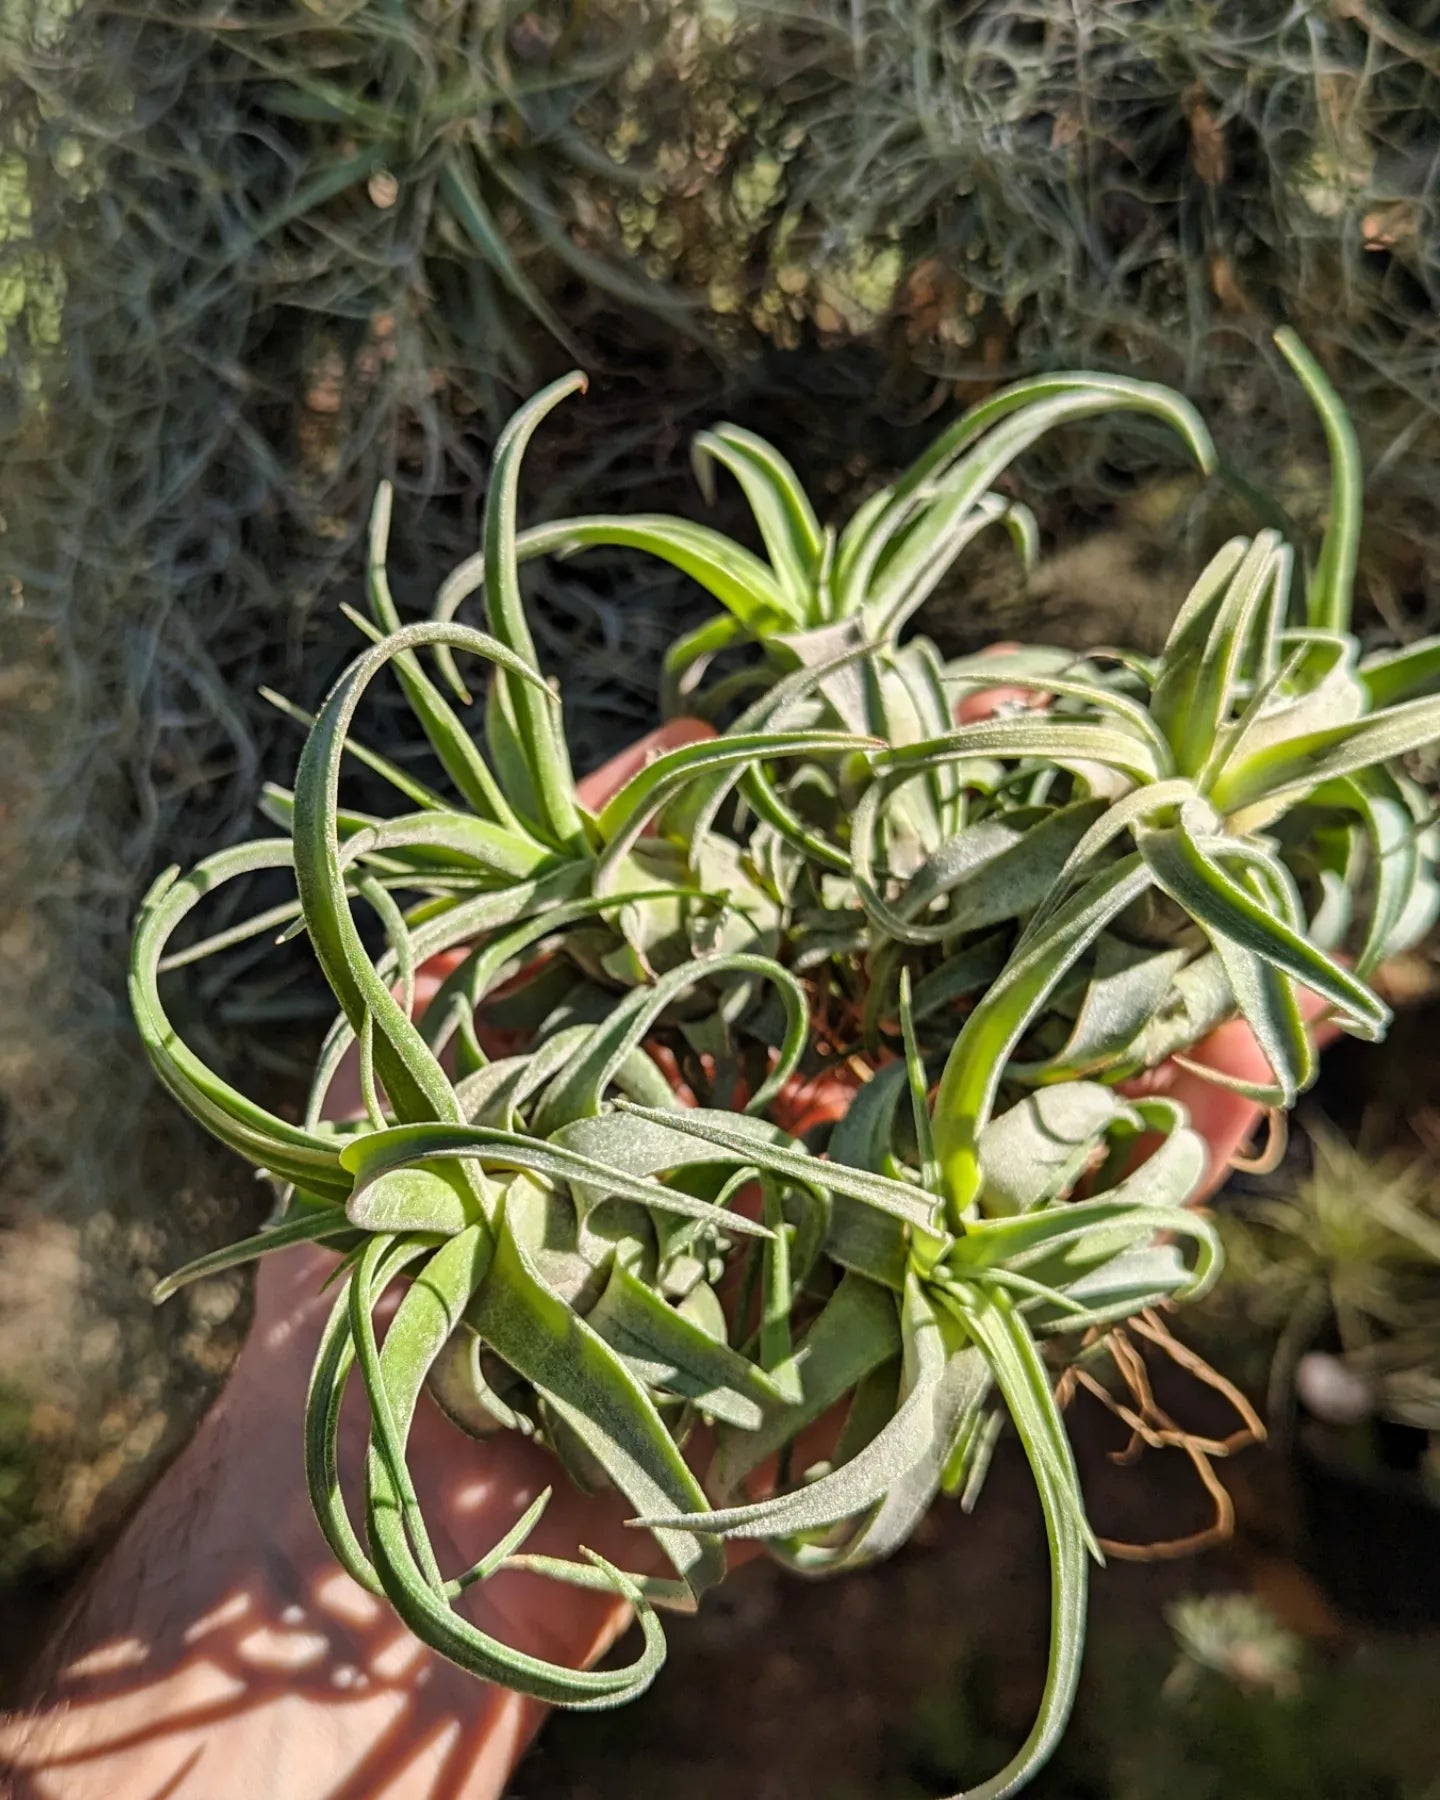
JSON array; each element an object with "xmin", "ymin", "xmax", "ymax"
[
  {"xmin": 0, "ymin": 723, "xmax": 713, "ymax": 1800},
  {"xmin": 1, "ymin": 703, "xmax": 1328, "ymax": 1799}
]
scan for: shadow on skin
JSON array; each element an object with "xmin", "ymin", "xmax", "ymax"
[{"xmin": 0, "ymin": 1244, "xmax": 663, "ymax": 1800}]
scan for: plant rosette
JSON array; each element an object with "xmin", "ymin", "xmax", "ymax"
[
  {"xmin": 499, "ymin": 339, "xmax": 1440, "ymax": 1112},
  {"xmin": 132, "ymin": 341, "xmax": 1440, "ymax": 1798}
]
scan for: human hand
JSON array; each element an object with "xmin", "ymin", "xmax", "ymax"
[{"xmin": 0, "ymin": 722, "xmax": 712, "ymax": 1800}]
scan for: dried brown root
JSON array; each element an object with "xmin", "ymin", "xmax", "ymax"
[{"xmin": 1056, "ymin": 1307, "xmax": 1265, "ymax": 1562}]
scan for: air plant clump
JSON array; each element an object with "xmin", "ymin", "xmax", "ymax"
[
  {"xmin": 133, "ymin": 335, "xmax": 1440, "ymax": 1796},
  {"xmin": 1163, "ymin": 1593, "xmax": 1304, "ymax": 1701}
]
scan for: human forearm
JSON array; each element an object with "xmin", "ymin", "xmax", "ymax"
[{"xmin": 0, "ymin": 1250, "xmax": 631, "ymax": 1800}]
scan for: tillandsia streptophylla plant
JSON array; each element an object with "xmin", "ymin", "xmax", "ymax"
[
  {"xmin": 484, "ymin": 334, "xmax": 1440, "ymax": 1101},
  {"xmin": 131, "ymin": 340, "xmax": 1440, "ymax": 1798}
]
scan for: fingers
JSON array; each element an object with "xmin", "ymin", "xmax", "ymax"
[
  {"xmin": 954, "ymin": 640, "xmax": 1050, "ymax": 724},
  {"xmin": 575, "ymin": 717, "xmax": 715, "ymax": 810},
  {"xmin": 1122, "ymin": 988, "xmax": 1340, "ymax": 1200}
]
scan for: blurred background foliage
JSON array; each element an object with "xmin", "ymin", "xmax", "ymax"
[{"xmin": 2, "ymin": 0, "xmax": 1439, "ymax": 1703}]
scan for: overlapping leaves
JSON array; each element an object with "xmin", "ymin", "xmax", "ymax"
[
  {"xmin": 475, "ymin": 341, "xmax": 1439, "ymax": 1120},
  {"xmin": 132, "ymin": 340, "xmax": 1440, "ymax": 1797}
]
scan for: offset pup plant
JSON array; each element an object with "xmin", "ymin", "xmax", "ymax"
[
  {"xmin": 133, "ymin": 339, "xmax": 1440, "ymax": 1797},
  {"xmin": 497, "ymin": 336, "xmax": 1440, "ymax": 1096}
]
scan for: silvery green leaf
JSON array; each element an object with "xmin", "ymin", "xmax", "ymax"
[
  {"xmin": 824, "ymin": 1197, "xmax": 910, "ymax": 1291},
  {"xmin": 498, "ymin": 1554, "xmax": 701, "ymax": 1614},
  {"xmin": 838, "ymin": 375, "xmax": 1213, "ymax": 613},
  {"xmin": 426, "ymin": 1319, "xmax": 530, "ymax": 1439},
  {"xmin": 360, "ymin": 1224, "xmax": 671, "ymax": 1703},
  {"xmin": 800, "ymin": 1335, "xmax": 991, "ymax": 1573},
  {"xmin": 1202, "ymin": 636, "xmax": 1365, "ymax": 815},
  {"xmin": 615, "ymin": 1102, "xmax": 943, "ymax": 1233},
  {"xmin": 977, "ymin": 1084, "xmax": 1123, "ymax": 1216},
  {"xmin": 932, "ymin": 855, "xmax": 1153, "ymax": 1217},
  {"xmin": 640, "ymin": 1274, "xmax": 946, "ymax": 1538},
  {"xmin": 152, "ymin": 1206, "xmax": 354, "ymax": 1302},
  {"xmin": 529, "ymin": 950, "xmax": 807, "ymax": 1133},
  {"xmin": 1151, "ymin": 533, "xmax": 1287, "ymax": 777},
  {"xmin": 306, "ymin": 1236, "xmax": 428, "ymax": 1599},
  {"xmin": 584, "ymin": 1259, "xmax": 786, "ymax": 1430},
  {"xmin": 691, "ymin": 423, "xmax": 824, "ymax": 610},
  {"xmin": 594, "ymin": 729, "xmax": 874, "ymax": 891},
  {"xmin": 361, "ymin": 488, "xmax": 523, "ymax": 831},
  {"xmin": 948, "ymin": 1185, "xmax": 1217, "ymax": 1304},
  {"xmin": 881, "ymin": 716, "xmax": 1163, "ymax": 786},
  {"xmin": 660, "ymin": 613, "xmax": 745, "ymax": 716},
  {"xmin": 1210, "ymin": 693, "xmax": 1440, "ymax": 822},
  {"xmin": 131, "ymin": 845, "xmax": 351, "ymax": 1199},
  {"xmin": 515, "ymin": 512, "xmax": 800, "ymax": 629},
  {"xmin": 1128, "ymin": 950, "xmax": 1236, "ymax": 1068},
  {"xmin": 1017, "ymin": 938, "xmax": 1189, "ymax": 1081},
  {"xmin": 856, "ymin": 798, "xmax": 1107, "ymax": 947},
  {"xmin": 1313, "ymin": 768, "xmax": 1440, "ymax": 972},
  {"xmin": 554, "ymin": 1107, "xmax": 789, "ymax": 1214},
  {"xmin": 1359, "ymin": 635, "xmax": 1440, "ymax": 708},
  {"xmin": 475, "ymin": 375, "xmax": 590, "ymax": 848},
  {"xmin": 469, "ymin": 1207, "xmax": 726, "ymax": 1602},
  {"xmin": 292, "ymin": 619, "xmax": 553, "ymax": 1145},
  {"xmin": 333, "ymin": 810, "xmax": 558, "ymax": 884},
  {"xmin": 933, "ymin": 1284, "xmax": 1092, "ymax": 1800},
  {"xmin": 259, "ymin": 682, "xmax": 450, "ymax": 813},
  {"xmin": 708, "ymin": 1272, "xmax": 904, "ymax": 1502},
  {"xmin": 338, "ymin": 1122, "xmax": 775, "ymax": 1238},
  {"xmin": 1276, "ymin": 328, "xmax": 1361, "ymax": 634},
  {"xmin": 1136, "ymin": 804, "xmax": 1386, "ymax": 1043},
  {"xmin": 863, "ymin": 491, "xmax": 1037, "ymax": 639},
  {"xmin": 1036, "ymin": 1245, "xmax": 1194, "ymax": 1333},
  {"xmin": 347, "ymin": 1162, "xmax": 479, "ymax": 1234}
]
